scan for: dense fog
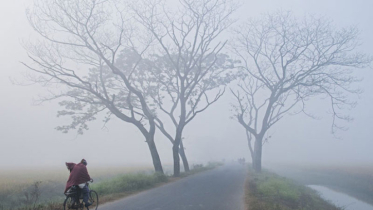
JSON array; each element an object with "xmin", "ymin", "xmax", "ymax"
[{"xmin": 0, "ymin": 0, "xmax": 372, "ymax": 170}]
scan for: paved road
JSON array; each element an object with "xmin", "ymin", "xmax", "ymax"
[{"xmin": 99, "ymin": 164, "xmax": 247, "ymax": 210}]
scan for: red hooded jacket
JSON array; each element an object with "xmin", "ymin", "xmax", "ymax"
[{"xmin": 64, "ymin": 162, "xmax": 91, "ymax": 193}]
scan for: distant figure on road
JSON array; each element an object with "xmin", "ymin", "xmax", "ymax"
[
  {"xmin": 65, "ymin": 159, "xmax": 92, "ymax": 208},
  {"xmin": 238, "ymin": 158, "xmax": 246, "ymax": 165}
]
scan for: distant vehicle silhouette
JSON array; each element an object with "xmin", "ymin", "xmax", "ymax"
[{"xmin": 238, "ymin": 158, "xmax": 246, "ymax": 165}]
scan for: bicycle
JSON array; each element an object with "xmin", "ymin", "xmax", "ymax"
[{"xmin": 63, "ymin": 180, "xmax": 98, "ymax": 210}]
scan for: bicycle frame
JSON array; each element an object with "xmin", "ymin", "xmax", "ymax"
[
  {"xmin": 64, "ymin": 182, "xmax": 98, "ymax": 210},
  {"xmin": 65, "ymin": 186, "xmax": 85, "ymax": 209}
]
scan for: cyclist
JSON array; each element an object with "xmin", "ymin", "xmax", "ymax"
[{"xmin": 64, "ymin": 159, "xmax": 92, "ymax": 208}]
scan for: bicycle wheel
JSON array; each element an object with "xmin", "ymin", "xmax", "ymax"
[
  {"xmin": 89, "ymin": 190, "xmax": 99, "ymax": 210},
  {"xmin": 63, "ymin": 196, "xmax": 73, "ymax": 210}
]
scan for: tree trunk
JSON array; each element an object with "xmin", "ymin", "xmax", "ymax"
[
  {"xmin": 154, "ymin": 120, "xmax": 190, "ymax": 172},
  {"xmin": 253, "ymin": 135, "xmax": 263, "ymax": 172},
  {"xmin": 173, "ymin": 143, "xmax": 180, "ymax": 176},
  {"xmin": 249, "ymin": 149, "xmax": 255, "ymax": 167},
  {"xmin": 173, "ymin": 128, "xmax": 183, "ymax": 177},
  {"xmin": 245, "ymin": 131, "xmax": 255, "ymax": 165},
  {"xmin": 146, "ymin": 134, "xmax": 164, "ymax": 174},
  {"xmin": 179, "ymin": 140, "xmax": 190, "ymax": 172}
]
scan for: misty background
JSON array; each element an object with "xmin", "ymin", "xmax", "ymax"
[{"xmin": 0, "ymin": 0, "xmax": 372, "ymax": 169}]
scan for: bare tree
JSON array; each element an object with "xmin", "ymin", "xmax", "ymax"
[
  {"xmin": 230, "ymin": 11, "xmax": 371, "ymax": 172},
  {"xmin": 131, "ymin": 0, "xmax": 238, "ymax": 176},
  {"xmin": 24, "ymin": 0, "xmax": 164, "ymax": 173},
  {"xmin": 151, "ymin": 52, "xmax": 235, "ymax": 174}
]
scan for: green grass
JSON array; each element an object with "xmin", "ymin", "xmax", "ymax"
[
  {"xmin": 256, "ymin": 176, "xmax": 300, "ymax": 201},
  {"xmin": 245, "ymin": 166, "xmax": 341, "ymax": 210},
  {"xmin": 91, "ymin": 172, "xmax": 168, "ymax": 195}
]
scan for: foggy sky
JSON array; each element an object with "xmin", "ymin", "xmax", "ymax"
[{"xmin": 0, "ymin": 0, "xmax": 372, "ymax": 169}]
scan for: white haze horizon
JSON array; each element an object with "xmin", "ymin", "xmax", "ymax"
[{"xmin": 1, "ymin": 0, "xmax": 373, "ymax": 170}]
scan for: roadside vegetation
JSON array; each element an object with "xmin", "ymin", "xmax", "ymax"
[
  {"xmin": 0, "ymin": 163, "xmax": 220, "ymax": 210},
  {"xmin": 0, "ymin": 166, "xmax": 152, "ymax": 210},
  {"xmin": 245, "ymin": 166, "xmax": 341, "ymax": 210},
  {"xmin": 269, "ymin": 164, "xmax": 373, "ymax": 206}
]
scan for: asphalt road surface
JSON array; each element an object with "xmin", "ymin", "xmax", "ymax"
[{"xmin": 99, "ymin": 163, "xmax": 247, "ymax": 210}]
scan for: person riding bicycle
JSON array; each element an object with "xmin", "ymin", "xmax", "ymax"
[{"xmin": 64, "ymin": 159, "xmax": 92, "ymax": 208}]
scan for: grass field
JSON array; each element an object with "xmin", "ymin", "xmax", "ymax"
[
  {"xmin": 0, "ymin": 165, "xmax": 156, "ymax": 209},
  {"xmin": 245, "ymin": 166, "xmax": 341, "ymax": 210},
  {"xmin": 0, "ymin": 163, "xmax": 219, "ymax": 210}
]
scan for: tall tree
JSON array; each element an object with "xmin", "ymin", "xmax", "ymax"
[
  {"xmin": 150, "ymin": 52, "xmax": 235, "ymax": 174},
  {"xmin": 24, "ymin": 0, "xmax": 164, "ymax": 173},
  {"xmin": 230, "ymin": 11, "xmax": 371, "ymax": 172},
  {"xmin": 131, "ymin": 0, "xmax": 238, "ymax": 176}
]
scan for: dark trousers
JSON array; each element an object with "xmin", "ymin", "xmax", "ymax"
[{"xmin": 81, "ymin": 184, "xmax": 89, "ymax": 204}]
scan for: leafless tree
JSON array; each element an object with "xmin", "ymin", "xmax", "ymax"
[
  {"xmin": 131, "ymin": 0, "xmax": 238, "ymax": 176},
  {"xmin": 230, "ymin": 11, "xmax": 371, "ymax": 172},
  {"xmin": 24, "ymin": 0, "xmax": 164, "ymax": 173}
]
